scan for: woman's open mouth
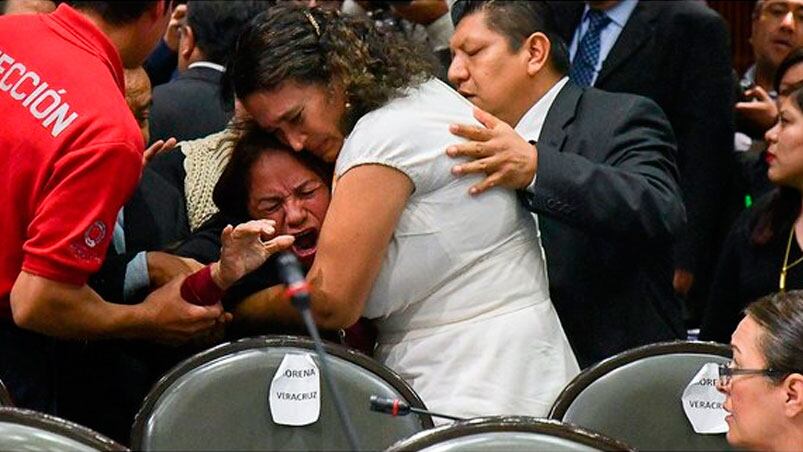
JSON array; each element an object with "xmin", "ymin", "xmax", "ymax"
[{"xmin": 292, "ymin": 229, "xmax": 318, "ymax": 259}]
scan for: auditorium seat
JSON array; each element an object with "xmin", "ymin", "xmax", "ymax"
[
  {"xmin": 549, "ymin": 341, "xmax": 733, "ymax": 451},
  {"xmin": 386, "ymin": 416, "xmax": 632, "ymax": 451},
  {"xmin": 131, "ymin": 335, "xmax": 433, "ymax": 450},
  {"xmin": 0, "ymin": 407, "xmax": 125, "ymax": 451}
]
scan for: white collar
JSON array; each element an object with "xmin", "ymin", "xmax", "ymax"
[
  {"xmin": 514, "ymin": 77, "xmax": 569, "ymax": 142},
  {"xmin": 188, "ymin": 61, "xmax": 226, "ymax": 73}
]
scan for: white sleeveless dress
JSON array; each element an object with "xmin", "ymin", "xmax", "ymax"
[{"xmin": 335, "ymin": 79, "xmax": 579, "ymax": 420}]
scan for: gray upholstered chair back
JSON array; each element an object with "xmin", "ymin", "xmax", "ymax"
[
  {"xmin": 549, "ymin": 341, "xmax": 733, "ymax": 451},
  {"xmin": 0, "ymin": 379, "xmax": 12, "ymax": 406},
  {"xmin": 0, "ymin": 407, "xmax": 126, "ymax": 451},
  {"xmin": 385, "ymin": 416, "xmax": 633, "ymax": 451},
  {"xmin": 131, "ymin": 335, "xmax": 433, "ymax": 451}
]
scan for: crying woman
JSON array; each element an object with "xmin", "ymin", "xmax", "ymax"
[{"xmin": 173, "ymin": 126, "xmax": 335, "ymax": 338}]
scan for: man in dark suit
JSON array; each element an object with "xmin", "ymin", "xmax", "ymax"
[
  {"xmin": 148, "ymin": 1, "xmax": 272, "ymax": 144},
  {"xmin": 63, "ymin": 166, "xmax": 195, "ymax": 443},
  {"xmin": 447, "ymin": 0, "xmax": 686, "ymax": 367},
  {"xmin": 66, "ymin": 66, "xmax": 198, "ymax": 443},
  {"xmin": 89, "ymin": 66, "xmax": 195, "ymax": 304},
  {"xmin": 546, "ymin": 0, "xmax": 734, "ymax": 321},
  {"xmin": 71, "ymin": 176, "xmax": 196, "ymax": 442},
  {"xmin": 89, "ymin": 167, "xmax": 193, "ymax": 303}
]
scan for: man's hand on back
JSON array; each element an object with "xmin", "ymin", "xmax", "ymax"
[{"xmin": 447, "ymin": 107, "xmax": 538, "ymax": 195}]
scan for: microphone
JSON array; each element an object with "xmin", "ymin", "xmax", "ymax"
[
  {"xmin": 275, "ymin": 252, "xmax": 311, "ymax": 310},
  {"xmin": 274, "ymin": 252, "xmax": 360, "ymax": 450},
  {"xmin": 370, "ymin": 395, "xmax": 466, "ymax": 422}
]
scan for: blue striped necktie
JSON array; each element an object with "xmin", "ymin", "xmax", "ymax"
[{"xmin": 569, "ymin": 9, "xmax": 612, "ymax": 87}]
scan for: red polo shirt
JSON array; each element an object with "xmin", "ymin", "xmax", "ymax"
[{"xmin": 0, "ymin": 4, "xmax": 143, "ymax": 319}]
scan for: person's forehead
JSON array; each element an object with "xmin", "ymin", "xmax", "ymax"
[
  {"xmin": 255, "ymin": 151, "xmax": 317, "ymax": 181},
  {"xmin": 132, "ymin": 82, "xmax": 151, "ymax": 99},
  {"xmin": 732, "ymin": 316, "xmax": 766, "ymax": 359},
  {"xmin": 128, "ymin": 86, "xmax": 151, "ymax": 108},
  {"xmin": 781, "ymin": 62, "xmax": 803, "ymax": 88},
  {"xmin": 125, "ymin": 70, "xmax": 151, "ymax": 93},
  {"xmin": 247, "ymin": 83, "xmax": 312, "ymax": 123},
  {"xmin": 453, "ymin": 11, "xmax": 497, "ymax": 41},
  {"xmin": 767, "ymin": 0, "xmax": 803, "ymax": 6},
  {"xmin": 761, "ymin": 0, "xmax": 803, "ymax": 11}
]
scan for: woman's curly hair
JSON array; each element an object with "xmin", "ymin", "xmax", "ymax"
[{"xmin": 228, "ymin": 3, "xmax": 434, "ymax": 132}]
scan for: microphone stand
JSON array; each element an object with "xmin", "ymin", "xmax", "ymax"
[{"xmin": 278, "ymin": 253, "xmax": 360, "ymax": 450}]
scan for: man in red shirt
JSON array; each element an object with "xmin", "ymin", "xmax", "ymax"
[{"xmin": 0, "ymin": 1, "xmax": 225, "ymax": 413}]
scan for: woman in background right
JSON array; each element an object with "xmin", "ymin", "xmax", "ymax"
[
  {"xmin": 701, "ymin": 72, "xmax": 803, "ymax": 341},
  {"xmin": 716, "ymin": 291, "xmax": 803, "ymax": 451}
]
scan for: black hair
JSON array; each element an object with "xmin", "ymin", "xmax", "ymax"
[
  {"xmin": 746, "ymin": 291, "xmax": 803, "ymax": 383},
  {"xmin": 213, "ymin": 124, "xmax": 332, "ymax": 219},
  {"xmin": 451, "ymin": 0, "xmax": 570, "ymax": 76},
  {"xmin": 774, "ymin": 46, "xmax": 803, "ymax": 94},
  {"xmin": 186, "ymin": 1, "xmax": 273, "ymax": 66},
  {"xmin": 65, "ymin": 1, "xmax": 163, "ymax": 26},
  {"xmin": 751, "ymin": 86, "xmax": 803, "ymax": 246},
  {"xmin": 750, "ymin": 188, "xmax": 801, "ymax": 246},
  {"xmin": 228, "ymin": 3, "xmax": 432, "ymax": 133}
]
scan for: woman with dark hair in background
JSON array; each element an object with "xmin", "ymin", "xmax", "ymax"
[
  {"xmin": 701, "ymin": 64, "xmax": 803, "ymax": 343},
  {"xmin": 717, "ymin": 291, "xmax": 803, "ymax": 451},
  {"xmin": 225, "ymin": 3, "xmax": 578, "ymax": 419}
]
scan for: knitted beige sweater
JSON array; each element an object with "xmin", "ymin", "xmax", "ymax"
[{"xmin": 180, "ymin": 127, "xmax": 238, "ymax": 231}]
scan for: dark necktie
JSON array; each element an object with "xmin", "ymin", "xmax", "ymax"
[{"xmin": 569, "ymin": 9, "xmax": 612, "ymax": 87}]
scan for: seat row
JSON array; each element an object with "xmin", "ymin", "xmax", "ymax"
[{"xmin": 0, "ymin": 337, "xmax": 733, "ymax": 451}]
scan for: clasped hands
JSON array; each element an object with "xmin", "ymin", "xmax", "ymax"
[{"xmin": 447, "ymin": 107, "xmax": 537, "ymax": 195}]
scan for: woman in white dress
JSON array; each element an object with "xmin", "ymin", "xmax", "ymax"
[{"xmin": 227, "ymin": 3, "xmax": 579, "ymax": 419}]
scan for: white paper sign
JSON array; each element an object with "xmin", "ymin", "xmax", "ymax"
[
  {"xmin": 681, "ymin": 362, "xmax": 728, "ymax": 434},
  {"xmin": 269, "ymin": 353, "xmax": 321, "ymax": 426}
]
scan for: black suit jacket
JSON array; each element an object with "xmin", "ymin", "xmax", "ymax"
[
  {"xmin": 69, "ymin": 169, "xmax": 191, "ymax": 441},
  {"xmin": 547, "ymin": 0, "xmax": 734, "ymax": 290},
  {"xmin": 148, "ymin": 65, "xmax": 232, "ymax": 144},
  {"xmin": 89, "ymin": 168, "xmax": 190, "ymax": 303},
  {"xmin": 521, "ymin": 81, "xmax": 686, "ymax": 367}
]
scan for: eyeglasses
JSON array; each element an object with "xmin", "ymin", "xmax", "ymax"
[
  {"xmin": 717, "ymin": 361, "xmax": 787, "ymax": 387},
  {"xmin": 760, "ymin": 2, "xmax": 803, "ymax": 23}
]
